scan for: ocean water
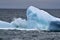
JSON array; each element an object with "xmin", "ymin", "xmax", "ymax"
[{"xmin": 0, "ymin": 9, "xmax": 27, "ymax": 22}]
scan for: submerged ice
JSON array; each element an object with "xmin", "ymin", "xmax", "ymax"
[{"xmin": 0, "ymin": 6, "xmax": 60, "ymax": 30}]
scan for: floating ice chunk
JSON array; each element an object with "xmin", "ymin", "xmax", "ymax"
[
  {"xmin": 49, "ymin": 21, "xmax": 60, "ymax": 31},
  {"xmin": 0, "ymin": 6, "xmax": 60, "ymax": 31},
  {"xmin": 26, "ymin": 6, "xmax": 60, "ymax": 30},
  {"xmin": 10, "ymin": 18, "xmax": 27, "ymax": 29},
  {"xmin": 0, "ymin": 21, "xmax": 14, "ymax": 28}
]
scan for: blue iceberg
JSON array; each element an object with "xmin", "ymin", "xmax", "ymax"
[
  {"xmin": 0, "ymin": 6, "xmax": 60, "ymax": 31},
  {"xmin": 26, "ymin": 6, "xmax": 60, "ymax": 30}
]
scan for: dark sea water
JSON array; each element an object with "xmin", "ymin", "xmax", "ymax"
[
  {"xmin": 0, "ymin": 9, "xmax": 26, "ymax": 22},
  {"xmin": 0, "ymin": 9, "xmax": 60, "ymax": 22}
]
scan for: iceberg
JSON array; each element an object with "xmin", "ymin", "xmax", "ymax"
[
  {"xmin": 0, "ymin": 6, "xmax": 60, "ymax": 31},
  {"xmin": 0, "ymin": 21, "xmax": 14, "ymax": 28},
  {"xmin": 10, "ymin": 18, "xmax": 27, "ymax": 29},
  {"xmin": 26, "ymin": 6, "xmax": 60, "ymax": 30}
]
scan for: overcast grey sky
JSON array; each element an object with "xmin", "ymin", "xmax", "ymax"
[{"xmin": 0, "ymin": 0, "xmax": 60, "ymax": 9}]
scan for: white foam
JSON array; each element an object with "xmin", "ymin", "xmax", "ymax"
[{"xmin": 0, "ymin": 28, "xmax": 37, "ymax": 31}]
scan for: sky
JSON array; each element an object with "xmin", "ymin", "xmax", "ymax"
[{"xmin": 0, "ymin": 0, "xmax": 60, "ymax": 9}]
